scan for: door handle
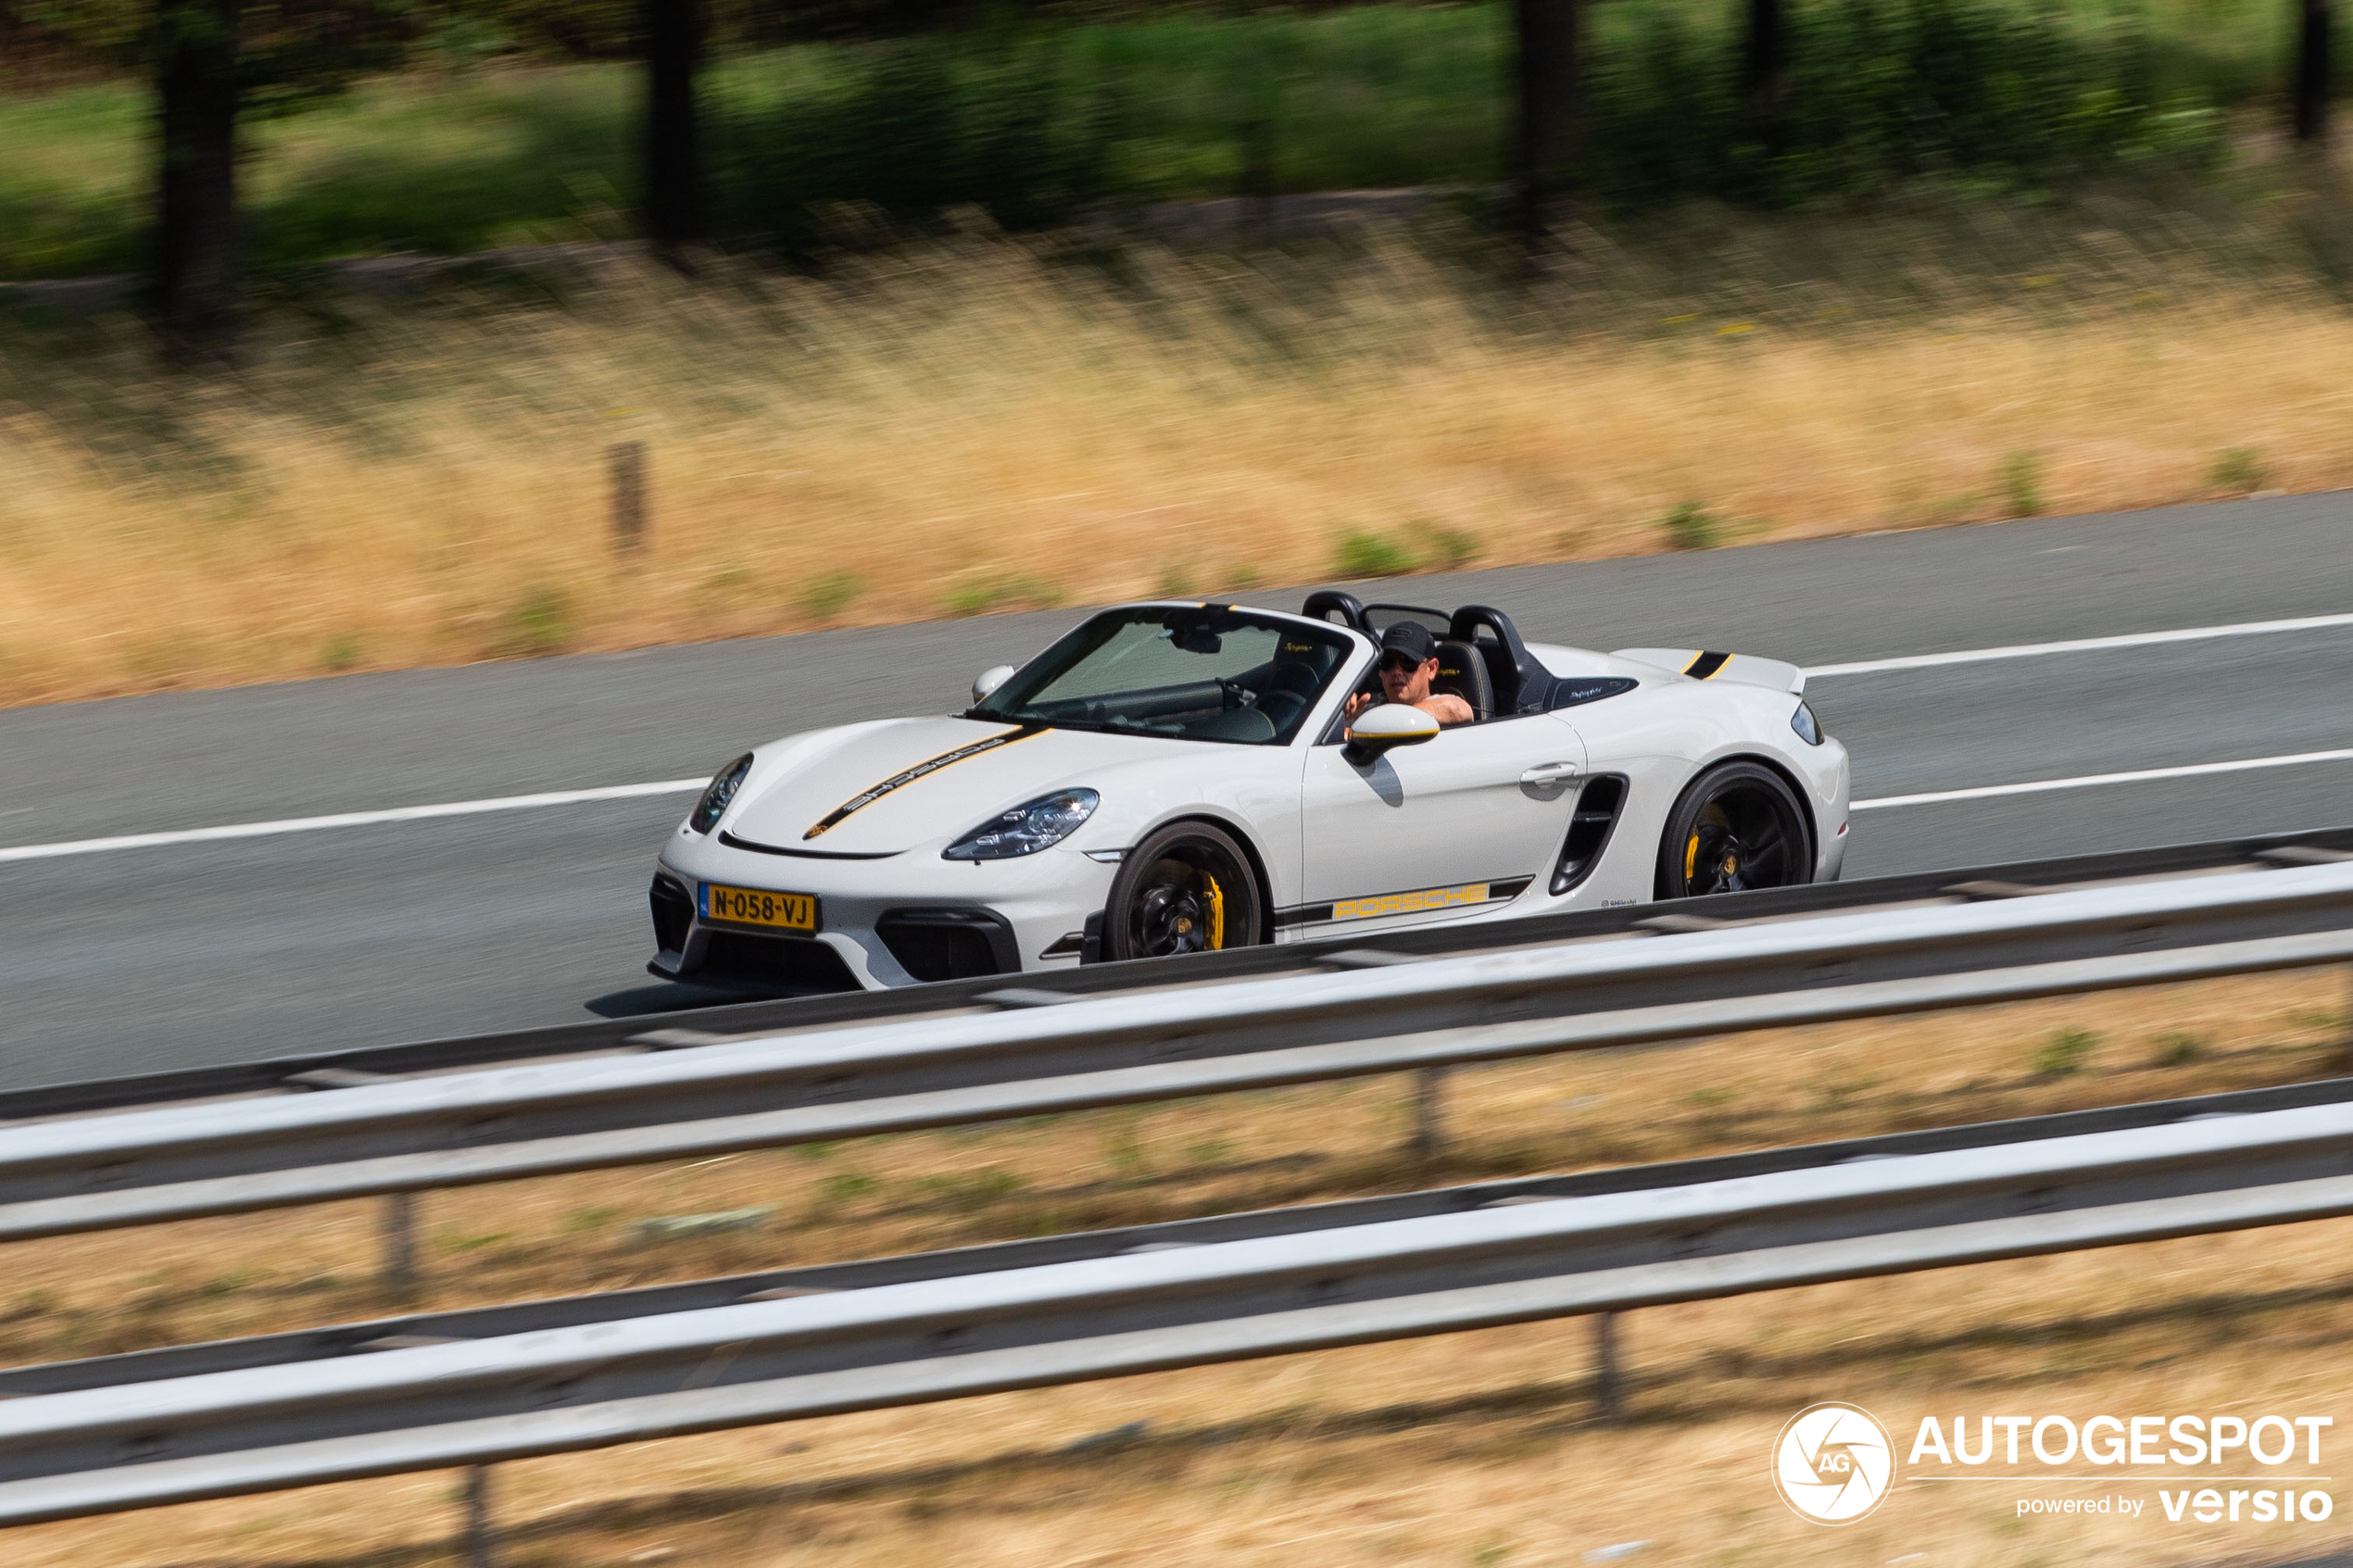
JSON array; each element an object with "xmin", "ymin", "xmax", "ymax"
[{"xmin": 1520, "ymin": 761, "xmax": 1579, "ymax": 784}]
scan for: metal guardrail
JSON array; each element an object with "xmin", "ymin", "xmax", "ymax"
[
  {"xmin": 4, "ymin": 853, "xmax": 2353, "ymax": 1245},
  {"xmin": 9, "ymin": 823, "xmax": 2351, "ymax": 1127},
  {"xmin": 6, "ymin": 1085, "xmax": 2353, "ymax": 1526},
  {"xmin": 9, "ymin": 1071, "xmax": 2346, "ymax": 1399}
]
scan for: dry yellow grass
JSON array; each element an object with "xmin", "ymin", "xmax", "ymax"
[
  {"xmin": 0, "ymin": 969, "xmax": 2346, "ymax": 1565},
  {"xmin": 5, "ymin": 176, "xmax": 2353, "ymax": 707}
]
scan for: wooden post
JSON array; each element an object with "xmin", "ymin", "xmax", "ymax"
[
  {"xmin": 610, "ymin": 441, "xmax": 648, "ymax": 555},
  {"xmin": 1592, "ymin": 1311, "xmax": 1623, "ymax": 1423},
  {"xmin": 383, "ymin": 1190, "xmax": 420, "ymax": 1297},
  {"xmin": 462, "ymin": 1465, "xmax": 497, "ymax": 1568},
  {"xmin": 2343, "ymin": 963, "xmax": 2353, "ymax": 1064},
  {"xmin": 1411, "ymin": 1066, "xmax": 1447, "ymax": 1160}
]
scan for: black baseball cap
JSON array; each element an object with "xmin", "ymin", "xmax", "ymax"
[{"xmin": 1377, "ymin": 621, "xmax": 1437, "ymax": 665}]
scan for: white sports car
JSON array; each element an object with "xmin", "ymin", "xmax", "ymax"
[{"xmin": 648, "ymin": 593, "xmax": 1849, "ymax": 991}]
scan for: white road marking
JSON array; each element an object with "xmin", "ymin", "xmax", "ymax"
[
  {"xmin": 1851, "ymin": 747, "xmax": 2353, "ymax": 811},
  {"xmin": 6, "ymin": 609, "xmax": 2352, "ymax": 863},
  {"xmin": 0, "ymin": 780, "xmax": 704, "ymax": 864},
  {"xmin": 1806, "ymin": 610, "xmax": 2353, "ymax": 677}
]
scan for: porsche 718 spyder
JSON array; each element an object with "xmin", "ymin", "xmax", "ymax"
[{"xmin": 648, "ymin": 591, "xmax": 1850, "ymax": 992}]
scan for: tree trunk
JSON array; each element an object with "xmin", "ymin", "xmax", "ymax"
[
  {"xmin": 643, "ymin": 0, "xmax": 706, "ymax": 259},
  {"xmin": 1743, "ymin": 0, "xmax": 1785, "ymax": 144},
  {"xmin": 2296, "ymin": 0, "xmax": 2332, "ymax": 143},
  {"xmin": 1514, "ymin": 0, "xmax": 1583, "ymax": 252},
  {"xmin": 155, "ymin": 0, "xmax": 243, "ymax": 359}
]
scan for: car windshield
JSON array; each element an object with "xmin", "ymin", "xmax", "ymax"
[{"xmin": 971, "ymin": 606, "xmax": 1356, "ymax": 745}]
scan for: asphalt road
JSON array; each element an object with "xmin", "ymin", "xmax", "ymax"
[{"xmin": 4, "ymin": 494, "xmax": 2351, "ymax": 1090}]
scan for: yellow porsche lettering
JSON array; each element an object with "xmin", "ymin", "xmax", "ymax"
[{"xmin": 1334, "ymin": 882, "xmax": 1491, "ymax": 922}]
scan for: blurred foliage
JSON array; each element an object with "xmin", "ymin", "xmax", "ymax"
[
  {"xmin": 1999, "ymin": 449, "xmax": 2044, "ymax": 516},
  {"xmin": 500, "ymin": 581, "xmax": 575, "ymax": 655},
  {"xmin": 708, "ymin": 33, "xmax": 1123, "ymax": 242},
  {"xmin": 706, "ymin": 0, "xmax": 2241, "ymax": 233},
  {"xmin": 1660, "ymin": 501, "xmax": 1722, "ymax": 550},
  {"xmin": 2032, "ymin": 1026, "xmax": 2099, "ymax": 1078},
  {"xmin": 17, "ymin": 1, "xmax": 412, "ymax": 111},
  {"xmin": 0, "ymin": 0, "xmax": 2318, "ymax": 281},
  {"xmin": 2208, "ymin": 445, "xmax": 2266, "ymax": 491},
  {"xmin": 1332, "ymin": 529, "xmax": 1418, "ymax": 577},
  {"xmin": 1587, "ymin": 0, "xmax": 2237, "ymax": 207},
  {"xmin": 1430, "ymin": 526, "xmax": 1481, "ymax": 569}
]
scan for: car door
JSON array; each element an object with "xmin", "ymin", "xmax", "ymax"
[{"xmin": 1293, "ymin": 714, "xmax": 1587, "ymax": 935}]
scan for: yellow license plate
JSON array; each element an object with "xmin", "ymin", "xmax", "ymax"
[{"xmin": 700, "ymin": 883, "xmax": 820, "ymax": 934}]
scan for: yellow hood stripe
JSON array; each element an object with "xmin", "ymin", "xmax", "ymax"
[{"xmin": 804, "ymin": 725, "xmax": 1046, "ymax": 841}]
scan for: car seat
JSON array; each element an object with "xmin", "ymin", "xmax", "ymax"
[
  {"xmin": 1430, "ymin": 639, "xmax": 1493, "ymax": 721},
  {"xmin": 1448, "ymin": 605, "xmax": 1550, "ymax": 715}
]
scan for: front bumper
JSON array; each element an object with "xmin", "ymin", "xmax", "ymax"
[{"xmin": 648, "ymin": 825, "xmax": 1121, "ymax": 993}]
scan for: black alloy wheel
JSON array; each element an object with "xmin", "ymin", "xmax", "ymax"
[
  {"xmin": 1655, "ymin": 760, "xmax": 1815, "ymax": 899},
  {"xmin": 1102, "ymin": 822, "xmax": 1265, "ymax": 961}
]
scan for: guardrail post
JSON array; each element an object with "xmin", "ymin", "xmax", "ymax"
[
  {"xmin": 461, "ymin": 1465, "xmax": 496, "ymax": 1568},
  {"xmin": 383, "ymin": 1191, "xmax": 420, "ymax": 1297},
  {"xmin": 1410, "ymin": 1067, "xmax": 1447, "ymax": 1160},
  {"xmin": 1592, "ymin": 1311, "xmax": 1624, "ymax": 1424}
]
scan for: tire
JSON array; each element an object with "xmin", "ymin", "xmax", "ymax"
[
  {"xmin": 1654, "ymin": 760, "xmax": 1815, "ymax": 900},
  {"xmin": 1102, "ymin": 822, "xmax": 1265, "ymax": 961}
]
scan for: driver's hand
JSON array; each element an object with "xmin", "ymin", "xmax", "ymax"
[{"xmin": 1344, "ymin": 691, "xmax": 1373, "ymax": 721}]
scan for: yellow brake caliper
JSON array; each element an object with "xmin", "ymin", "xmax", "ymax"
[
  {"xmin": 1203, "ymin": 872, "xmax": 1227, "ymax": 949},
  {"xmin": 1684, "ymin": 833, "xmax": 1701, "ymax": 883}
]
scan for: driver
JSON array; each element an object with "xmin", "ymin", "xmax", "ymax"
[{"xmin": 1344, "ymin": 621, "xmax": 1474, "ymax": 728}]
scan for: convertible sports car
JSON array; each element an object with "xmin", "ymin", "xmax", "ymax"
[{"xmin": 648, "ymin": 592, "xmax": 1850, "ymax": 992}]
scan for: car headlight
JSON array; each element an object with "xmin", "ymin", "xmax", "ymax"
[
  {"xmin": 943, "ymin": 788, "xmax": 1100, "ymax": 860},
  {"xmin": 688, "ymin": 754, "xmax": 753, "ymax": 834},
  {"xmin": 1791, "ymin": 701, "xmax": 1824, "ymax": 746}
]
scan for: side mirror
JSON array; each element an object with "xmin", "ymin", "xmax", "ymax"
[
  {"xmin": 1343, "ymin": 703, "xmax": 1441, "ymax": 765},
  {"xmin": 972, "ymin": 664, "xmax": 1016, "ymax": 704}
]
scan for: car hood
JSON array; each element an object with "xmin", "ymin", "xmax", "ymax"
[{"xmin": 721, "ymin": 715, "xmax": 1200, "ymax": 856}]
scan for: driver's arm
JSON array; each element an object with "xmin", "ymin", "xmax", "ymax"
[{"xmin": 1418, "ymin": 693, "xmax": 1475, "ymax": 726}]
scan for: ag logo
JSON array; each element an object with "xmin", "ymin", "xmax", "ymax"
[{"xmin": 1771, "ymin": 1402, "xmax": 1895, "ymax": 1524}]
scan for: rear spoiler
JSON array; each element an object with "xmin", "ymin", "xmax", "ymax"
[{"xmin": 1613, "ymin": 647, "xmax": 1806, "ymax": 696}]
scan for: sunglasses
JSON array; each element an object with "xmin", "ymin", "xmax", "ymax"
[{"xmin": 1378, "ymin": 653, "xmax": 1425, "ymax": 672}]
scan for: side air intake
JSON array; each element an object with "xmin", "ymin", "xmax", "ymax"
[
  {"xmin": 877, "ymin": 909, "xmax": 1019, "ymax": 983},
  {"xmin": 1551, "ymin": 774, "xmax": 1629, "ymax": 895},
  {"xmin": 648, "ymin": 874, "xmax": 695, "ymax": 955}
]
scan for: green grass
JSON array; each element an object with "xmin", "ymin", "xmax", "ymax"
[
  {"xmin": 1999, "ymin": 449, "xmax": 2045, "ymax": 517},
  {"xmin": 2209, "ymin": 445, "xmax": 2269, "ymax": 491},
  {"xmin": 1660, "ymin": 501, "xmax": 1724, "ymax": 551},
  {"xmin": 2032, "ymin": 1026, "xmax": 2101, "ymax": 1079},
  {"xmin": 0, "ymin": 0, "xmax": 2339, "ymax": 280},
  {"xmin": 1333, "ymin": 528, "xmax": 1420, "ymax": 578}
]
